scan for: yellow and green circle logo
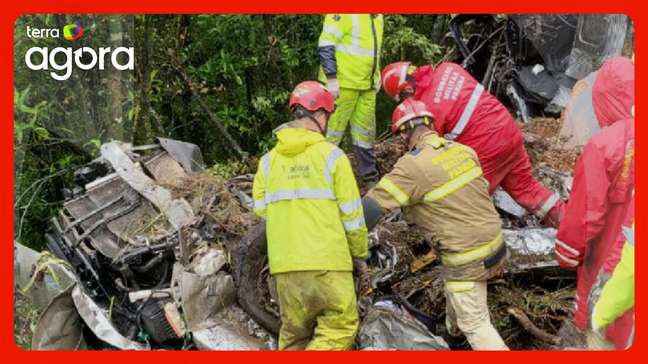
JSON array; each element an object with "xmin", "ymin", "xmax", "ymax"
[{"xmin": 63, "ymin": 23, "xmax": 83, "ymax": 40}]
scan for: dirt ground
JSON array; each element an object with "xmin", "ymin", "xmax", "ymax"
[{"xmin": 521, "ymin": 117, "xmax": 582, "ymax": 173}]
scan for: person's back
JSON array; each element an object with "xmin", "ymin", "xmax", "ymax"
[
  {"xmin": 413, "ymin": 62, "xmax": 520, "ymax": 162},
  {"xmin": 252, "ymin": 81, "xmax": 368, "ymax": 350},
  {"xmin": 254, "ymin": 125, "xmax": 366, "ymax": 273},
  {"xmin": 554, "ymin": 56, "xmax": 634, "ymax": 350},
  {"xmin": 381, "ymin": 61, "xmax": 565, "ymax": 227},
  {"xmin": 363, "ymin": 99, "xmax": 508, "ymax": 350},
  {"xmin": 371, "ymin": 131, "xmax": 503, "ymax": 281}
]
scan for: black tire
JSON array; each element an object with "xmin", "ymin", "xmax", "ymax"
[{"xmin": 231, "ymin": 224, "xmax": 281, "ymax": 335}]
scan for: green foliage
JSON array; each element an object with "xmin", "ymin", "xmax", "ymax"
[
  {"xmin": 14, "ymin": 14, "xmax": 448, "ymax": 250},
  {"xmin": 207, "ymin": 159, "xmax": 254, "ymax": 180},
  {"xmin": 148, "ymin": 14, "xmax": 323, "ymax": 162},
  {"xmin": 375, "ymin": 15, "xmax": 448, "ymax": 136},
  {"xmin": 14, "ymin": 87, "xmax": 49, "ymax": 144},
  {"xmin": 151, "ymin": 14, "xmax": 446, "ymax": 158},
  {"xmin": 14, "ymin": 14, "xmax": 130, "ymax": 249},
  {"xmin": 382, "ymin": 15, "xmax": 444, "ymax": 65}
]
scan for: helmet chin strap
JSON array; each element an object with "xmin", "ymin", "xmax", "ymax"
[{"xmin": 307, "ymin": 112, "xmax": 327, "ymax": 136}]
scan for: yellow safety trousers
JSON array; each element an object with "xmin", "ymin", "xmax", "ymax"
[{"xmin": 275, "ymin": 270, "xmax": 359, "ymax": 350}]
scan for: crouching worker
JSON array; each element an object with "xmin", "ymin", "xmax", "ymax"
[
  {"xmin": 252, "ymin": 81, "xmax": 369, "ymax": 350},
  {"xmin": 362, "ymin": 98, "xmax": 509, "ymax": 350}
]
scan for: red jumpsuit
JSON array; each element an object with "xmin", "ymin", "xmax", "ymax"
[
  {"xmin": 554, "ymin": 57, "xmax": 634, "ymax": 349},
  {"xmin": 412, "ymin": 63, "xmax": 563, "ymax": 224}
]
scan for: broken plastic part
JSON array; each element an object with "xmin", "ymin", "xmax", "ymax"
[
  {"xmin": 71, "ymin": 284, "xmax": 149, "ymax": 350},
  {"xmin": 158, "ymin": 137, "xmax": 205, "ymax": 172},
  {"xmin": 358, "ymin": 297, "xmax": 449, "ymax": 350}
]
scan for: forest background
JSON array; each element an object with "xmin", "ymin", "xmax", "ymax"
[{"xmin": 14, "ymin": 14, "xmax": 451, "ymax": 250}]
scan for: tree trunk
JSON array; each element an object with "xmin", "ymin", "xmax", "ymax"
[
  {"xmin": 133, "ymin": 15, "xmax": 153, "ymax": 145},
  {"xmin": 431, "ymin": 15, "xmax": 448, "ymax": 44},
  {"xmin": 107, "ymin": 15, "xmax": 125, "ymax": 140}
]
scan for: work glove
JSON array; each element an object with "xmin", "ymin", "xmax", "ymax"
[{"xmin": 327, "ymin": 77, "xmax": 340, "ymax": 99}]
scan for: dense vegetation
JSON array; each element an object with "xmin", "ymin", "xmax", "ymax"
[{"xmin": 14, "ymin": 14, "xmax": 451, "ymax": 250}]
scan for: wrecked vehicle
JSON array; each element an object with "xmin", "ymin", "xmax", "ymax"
[
  {"xmin": 16, "ymin": 125, "xmax": 582, "ymax": 350},
  {"xmin": 449, "ymin": 14, "xmax": 633, "ymax": 121},
  {"xmin": 16, "ymin": 138, "xmax": 272, "ymax": 350}
]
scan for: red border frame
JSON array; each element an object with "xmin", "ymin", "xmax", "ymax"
[{"xmin": 2, "ymin": 1, "xmax": 641, "ymax": 362}]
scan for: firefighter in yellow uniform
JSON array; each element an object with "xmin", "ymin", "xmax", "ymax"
[
  {"xmin": 361, "ymin": 99, "xmax": 509, "ymax": 350},
  {"xmin": 318, "ymin": 14, "xmax": 383, "ymax": 183},
  {"xmin": 252, "ymin": 81, "xmax": 368, "ymax": 350}
]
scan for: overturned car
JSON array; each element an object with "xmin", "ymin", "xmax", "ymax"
[{"xmin": 16, "ymin": 138, "xmax": 272, "ymax": 350}]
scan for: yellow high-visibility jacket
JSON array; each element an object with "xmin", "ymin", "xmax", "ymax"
[
  {"xmin": 593, "ymin": 224, "xmax": 634, "ymax": 333},
  {"xmin": 253, "ymin": 125, "xmax": 368, "ymax": 274},
  {"xmin": 318, "ymin": 14, "xmax": 384, "ymax": 90}
]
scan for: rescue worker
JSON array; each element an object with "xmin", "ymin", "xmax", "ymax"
[
  {"xmin": 554, "ymin": 57, "xmax": 634, "ymax": 350},
  {"xmin": 252, "ymin": 81, "xmax": 368, "ymax": 350},
  {"xmin": 318, "ymin": 14, "xmax": 383, "ymax": 184},
  {"xmin": 361, "ymin": 98, "xmax": 509, "ymax": 350},
  {"xmin": 380, "ymin": 61, "xmax": 565, "ymax": 227},
  {"xmin": 592, "ymin": 219, "xmax": 634, "ymax": 349}
]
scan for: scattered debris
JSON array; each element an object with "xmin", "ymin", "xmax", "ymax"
[
  {"xmin": 507, "ymin": 306, "xmax": 562, "ymax": 346},
  {"xmin": 18, "ymin": 139, "xmax": 270, "ymax": 350},
  {"xmin": 374, "ymin": 136, "xmax": 408, "ymax": 176},
  {"xmin": 522, "ymin": 117, "xmax": 581, "ymax": 174},
  {"xmin": 358, "ymin": 297, "xmax": 449, "ymax": 350},
  {"xmin": 351, "ymin": 129, "xmax": 578, "ymax": 350},
  {"xmin": 17, "ymin": 120, "xmax": 582, "ymax": 350}
]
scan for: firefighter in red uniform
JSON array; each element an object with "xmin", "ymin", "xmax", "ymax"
[
  {"xmin": 381, "ymin": 61, "xmax": 565, "ymax": 226},
  {"xmin": 554, "ymin": 57, "xmax": 634, "ymax": 350}
]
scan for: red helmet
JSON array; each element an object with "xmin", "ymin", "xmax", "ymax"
[
  {"xmin": 382, "ymin": 61, "xmax": 413, "ymax": 101},
  {"xmin": 289, "ymin": 81, "xmax": 335, "ymax": 113},
  {"xmin": 391, "ymin": 98, "xmax": 434, "ymax": 134}
]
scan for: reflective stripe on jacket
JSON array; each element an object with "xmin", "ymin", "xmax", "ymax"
[
  {"xmin": 412, "ymin": 62, "xmax": 560, "ymax": 218},
  {"xmin": 592, "ymin": 223, "xmax": 634, "ymax": 348},
  {"xmin": 555, "ymin": 57, "xmax": 634, "ymax": 348},
  {"xmin": 366, "ymin": 131, "xmax": 504, "ymax": 281},
  {"xmin": 253, "ymin": 125, "xmax": 368, "ymax": 274},
  {"xmin": 554, "ymin": 119, "xmax": 634, "ymax": 348},
  {"xmin": 318, "ymin": 14, "xmax": 383, "ymax": 90}
]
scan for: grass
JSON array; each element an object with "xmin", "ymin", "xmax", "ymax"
[{"xmin": 13, "ymin": 290, "xmax": 40, "ymax": 350}]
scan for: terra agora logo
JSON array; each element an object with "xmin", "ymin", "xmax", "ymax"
[
  {"xmin": 24, "ymin": 23, "xmax": 134, "ymax": 81},
  {"xmin": 63, "ymin": 23, "xmax": 84, "ymax": 40}
]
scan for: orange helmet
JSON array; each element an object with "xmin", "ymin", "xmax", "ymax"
[
  {"xmin": 382, "ymin": 61, "xmax": 414, "ymax": 101},
  {"xmin": 289, "ymin": 81, "xmax": 335, "ymax": 113},
  {"xmin": 391, "ymin": 98, "xmax": 433, "ymax": 134}
]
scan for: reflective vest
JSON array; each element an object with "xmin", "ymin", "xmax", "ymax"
[
  {"xmin": 318, "ymin": 14, "xmax": 383, "ymax": 90},
  {"xmin": 593, "ymin": 220, "xmax": 635, "ymax": 349},
  {"xmin": 366, "ymin": 132, "xmax": 505, "ymax": 281},
  {"xmin": 252, "ymin": 126, "xmax": 368, "ymax": 274}
]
